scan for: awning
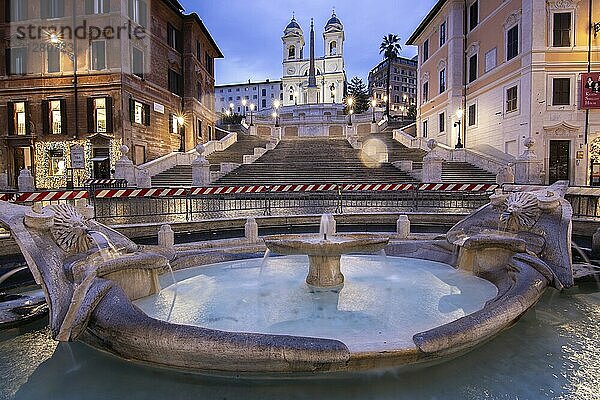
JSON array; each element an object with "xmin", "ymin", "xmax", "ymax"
[{"xmin": 90, "ymin": 156, "xmax": 109, "ymax": 162}]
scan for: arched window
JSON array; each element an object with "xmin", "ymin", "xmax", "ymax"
[
  {"xmin": 288, "ymin": 45, "xmax": 295, "ymax": 59},
  {"xmin": 329, "ymin": 41, "xmax": 337, "ymax": 56},
  {"xmin": 289, "ymin": 86, "xmax": 294, "ymax": 101}
]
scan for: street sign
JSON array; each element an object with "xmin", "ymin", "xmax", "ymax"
[
  {"xmin": 581, "ymin": 72, "xmax": 600, "ymax": 109},
  {"xmin": 70, "ymin": 144, "xmax": 85, "ymax": 169}
]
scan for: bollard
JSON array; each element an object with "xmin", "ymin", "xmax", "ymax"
[
  {"xmin": 245, "ymin": 217, "xmax": 259, "ymax": 244},
  {"xmin": 396, "ymin": 215, "xmax": 410, "ymax": 239},
  {"xmin": 158, "ymin": 224, "xmax": 175, "ymax": 249}
]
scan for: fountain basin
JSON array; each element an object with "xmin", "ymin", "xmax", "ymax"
[{"xmin": 264, "ymin": 233, "xmax": 389, "ymax": 287}]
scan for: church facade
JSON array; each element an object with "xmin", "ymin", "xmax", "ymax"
[{"xmin": 281, "ymin": 12, "xmax": 347, "ymax": 107}]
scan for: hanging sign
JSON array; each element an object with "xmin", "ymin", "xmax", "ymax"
[{"xmin": 581, "ymin": 73, "xmax": 600, "ymax": 109}]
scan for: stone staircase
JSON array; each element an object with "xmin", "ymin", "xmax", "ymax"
[
  {"xmin": 215, "ymin": 138, "xmax": 418, "ymax": 185},
  {"xmin": 150, "ymin": 135, "xmax": 270, "ymax": 187}
]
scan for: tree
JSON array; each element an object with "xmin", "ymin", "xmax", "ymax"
[
  {"xmin": 379, "ymin": 34, "xmax": 402, "ymax": 118},
  {"xmin": 345, "ymin": 76, "xmax": 370, "ymax": 114}
]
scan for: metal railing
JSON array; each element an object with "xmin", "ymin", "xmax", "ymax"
[
  {"xmin": 89, "ymin": 185, "xmax": 495, "ymax": 225},
  {"xmin": 3, "ymin": 183, "xmax": 600, "ymax": 224}
]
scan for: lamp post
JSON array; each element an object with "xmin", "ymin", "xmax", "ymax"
[
  {"xmin": 241, "ymin": 98, "xmax": 247, "ymax": 118},
  {"xmin": 225, "ymin": 109, "xmax": 232, "ymax": 131},
  {"xmin": 249, "ymin": 103, "xmax": 255, "ymax": 126},
  {"xmin": 346, "ymin": 97, "xmax": 354, "ymax": 126},
  {"xmin": 371, "ymin": 98, "xmax": 377, "ymax": 123},
  {"xmin": 176, "ymin": 115, "xmax": 185, "ymax": 152},
  {"xmin": 273, "ymin": 100, "xmax": 281, "ymax": 127},
  {"xmin": 454, "ymin": 108, "xmax": 464, "ymax": 149},
  {"xmin": 229, "ymin": 102, "xmax": 235, "ymax": 116}
]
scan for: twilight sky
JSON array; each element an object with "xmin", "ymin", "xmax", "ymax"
[{"xmin": 180, "ymin": 0, "xmax": 438, "ymax": 85}]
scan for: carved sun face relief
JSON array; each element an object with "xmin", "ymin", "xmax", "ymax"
[
  {"xmin": 499, "ymin": 192, "xmax": 541, "ymax": 231},
  {"xmin": 50, "ymin": 204, "xmax": 93, "ymax": 254}
]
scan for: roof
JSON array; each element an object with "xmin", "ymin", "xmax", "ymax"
[
  {"xmin": 184, "ymin": 13, "xmax": 224, "ymax": 58},
  {"xmin": 215, "ymin": 80, "xmax": 282, "ymax": 89},
  {"xmin": 285, "ymin": 18, "xmax": 302, "ymax": 31},
  {"xmin": 326, "ymin": 15, "xmax": 342, "ymax": 27},
  {"xmin": 406, "ymin": 0, "xmax": 448, "ymax": 45}
]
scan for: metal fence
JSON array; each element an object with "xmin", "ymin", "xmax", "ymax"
[
  {"xmin": 3, "ymin": 183, "xmax": 600, "ymax": 225},
  {"xmin": 90, "ymin": 186, "xmax": 495, "ymax": 225}
]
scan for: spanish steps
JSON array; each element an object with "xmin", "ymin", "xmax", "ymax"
[{"xmin": 151, "ymin": 132, "xmax": 496, "ymax": 187}]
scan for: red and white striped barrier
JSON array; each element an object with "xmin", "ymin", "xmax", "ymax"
[
  {"xmin": 94, "ymin": 188, "xmax": 187, "ymax": 199},
  {"xmin": 189, "ymin": 185, "xmax": 268, "ymax": 196},
  {"xmin": 341, "ymin": 183, "xmax": 415, "ymax": 192},
  {"xmin": 269, "ymin": 184, "xmax": 339, "ymax": 193},
  {"xmin": 0, "ymin": 193, "xmax": 13, "ymax": 202},
  {"xmin": 417, "ymin": 183, "xmax": 497, "ymax": 192},
  {"xmin": 15, "ymin": 190, "xmax": 88, "ymax": 203}
]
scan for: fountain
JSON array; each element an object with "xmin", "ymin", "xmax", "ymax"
[
  {"xmin": 264, "ymin": 214, "xmax": 389, "ymax": 288},
  {"xmin": 0, "ymin": 182, "xmax": 575, "ymax": 376}
]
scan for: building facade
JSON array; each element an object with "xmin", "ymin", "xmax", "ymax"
[
  {"xmin": 407, "ymin": 0, "xmax": 600, "ymax": 186},
  {"xmin": 368, "ymin": 56, "xmax": 418, "ymax": 117},
  {"xmin": 281, "ymin": 12, "xmax": 346, "ymax": 106},
  {"xmin": 0, "ymin": 0, "xmax": 222, "ymax": 189},
  {"xmin": 215, "ymin": 80, "xmax": 283, "ymax": 114}
]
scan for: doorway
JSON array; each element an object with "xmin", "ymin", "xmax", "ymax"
[
  {"xmin": 548, "ymin": 140, "xmax": 570, "ymax": 184},
  {"xmin": 12, "ymin": 146, "xmax": 32, "ymax": 185},
  {"xmin": 91, "ymin": 148, "xmax": 110, "ymax": 179}
]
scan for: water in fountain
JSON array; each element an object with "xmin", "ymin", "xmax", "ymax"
[
  {"xmin": 319, "ymin": 214, "xmax": 336, "ymax": 238},
  {"xmin": 135, "ymin": 255, "xmax": 498, "ymax": 352},
  {"xmin": 257, "ymin": 249, "xmax": 271, "ymax": 280},
  {"xmin": 88, "ymin": 231, "xmax": 119, "ymax": 261}
]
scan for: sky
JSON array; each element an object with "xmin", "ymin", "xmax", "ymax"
[{"xmin": 180, "ymin": 0, "xmax": 438, "ymax": 85}]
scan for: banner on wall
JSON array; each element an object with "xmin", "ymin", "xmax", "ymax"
[{"xmin": 581, "ymin": 73, "xmax": 600, "ymax": 109}]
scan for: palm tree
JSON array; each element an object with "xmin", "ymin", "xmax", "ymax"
[{"xmin": 379, "ymin": 34, "xmax": 402, "ymax": 118}]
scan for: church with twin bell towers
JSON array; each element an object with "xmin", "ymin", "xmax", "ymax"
[{"xmin": 281, "ymin": 11, "xmax": 347, "ymax": 107}]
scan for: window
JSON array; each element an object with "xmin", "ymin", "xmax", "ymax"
[
  {"xmin": 129, "ymin": 99, "xmax": 150, "ymax": 125},
  {"xmin": 132, "ymin": 47, "xmax": 144, "ymax": 78},
  {"xmin": 167, "ymin": 24, "xmax": 182, "ymax": 52},
  {"xmin": 507, "ymin": 25, "xmax": 519, "ymax": 60},
  {"xmin": 261, "ymin": 89, "xmax": 267, "ymax": 96},
  {"xmin": 45, "ymin": 100, "xmax": 64, "ymax": 134},
  {"xmin": 422, "ymin": 81, "xmax": 429, "ymax": 103},
  {"xmin": 469, "ymin": 1, "xmax": 478, "ymax": 31},
  {"xmin": 329, "ymin": 41, "xmax": 337, "ymax": 56},
  {"xmin": 423, "ymin": 39, "xmax": 429, "ymax": 61},
  {"xmin": 468, "ymin": 54, "xmax": 477, "ymax": 83},
  {"xmin": 48, "ymin": 149, "xmax": 65, "ymax": 176},
  {"xmin": 197, "ymin": 82, "xmax": 203, "ymax": 102},
  {"xmin": 41, "ymin": 0, "xmax": 64, "ymax": 19},
  {"xmin": 85, "ymin": 0, "xmax": 109, "ymax": 14},
  {"xmin": 553, "ymin": 12, "xmax": 572, "ymax": 47},
  {"xmin": 169, "ymin": 114, "xmax": 179, "ymax": 134},
  {"xmin": 468, "ymin": 104, "xmax": 476, "ymax": 126},
  {"xmin": 439, "ymin": 21, "xmax": 446, "ymax": 46},
  {"xmin": 552, "ymin": 78, "xmax": 570, "ymax": 106},
  {"xmin": 205, "ymin": 52, "xmax": 213, "ymax": 74},
  {"xmin": 506, "ymin": 86, "xmax": 518, "ymax": 113},
  {"xmin": 196, "ymin": 41, "xmax": 202, "ymax": 60},
  {"xmin": 47, "ymin": 46, "xmax": 60, "ymax": 73},
  {"xmin": 6, "ymin": 47, "xmax": 27, "ymax": 75},
  {"xmin": 288, "ymin": 45, "xmax": 296, "ymax": 59},
  {"xmin": 439, "ymin": 112, "xmax": 445, "ymax": 133},
  {"xmin": 484, "ymin": 48, "xmax": 497, "ymax": 72},
  {"xmin": 196, "ymin": 118, "xmax": 202, "ymax": 138},
  {"xmin": 6, "ymin": 0, "xmax": 28, "ymax": 21},
  {"xmin": 439, "ymin": 69, "xmax": 446, "ymax": 93},
  {"xmin": 261, "ymin": 99, "xmax": 266, "ymax": 108},
  {"xmin": 422, "ymin": 120, "xmax": 428, "ymax": 138},
  {"xmin": 128, "ymin": 0, "xmax": 147, "ymax": 27},
  {"xmin": 88, "ymin": 97, "xmax": 112, "ymax": 133},
  {"xmin": 8, "ymin": 102, "xmax": 28, "ymax": 135},
  {"xmin": 168, "ymin": 69, "xmax": 183, "ymax": 96},
  {"xmin": 91, "ymin": 41, "xmax": 106, "ymax": 70}
]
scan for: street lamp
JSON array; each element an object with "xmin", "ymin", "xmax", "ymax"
[
  {"xmin": 229, "ymin": 102, "xmax": 235, "ymax": 116},
  {"xmin": 176, "ymin": 114, "xmax": 185, "ymax": 152},
  {"xmin": 241, "ymin": 98, "xmax": 247, "ymax": 118},
  {"xmin": 371, "ymin": 98, "xmax": 377, "ymax": 123},
  {"xmin": 346, "ymin": 97, "xmax": 355, "ymax": 126},
  {"xmin": 454, "ymin": 108, "xmax": 464, "ymax": 149},
  {"xmin": 249, "ymin": 103, "xmax": 255, "ymax": 126},
  {"xmin": 273, "ymin": 100, "xmax": 281, "ymax": 127}
]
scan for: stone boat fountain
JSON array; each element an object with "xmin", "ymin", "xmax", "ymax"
[{"xmin": 0, "ymin": 182, "xmax": 573, "ymax": 375}]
